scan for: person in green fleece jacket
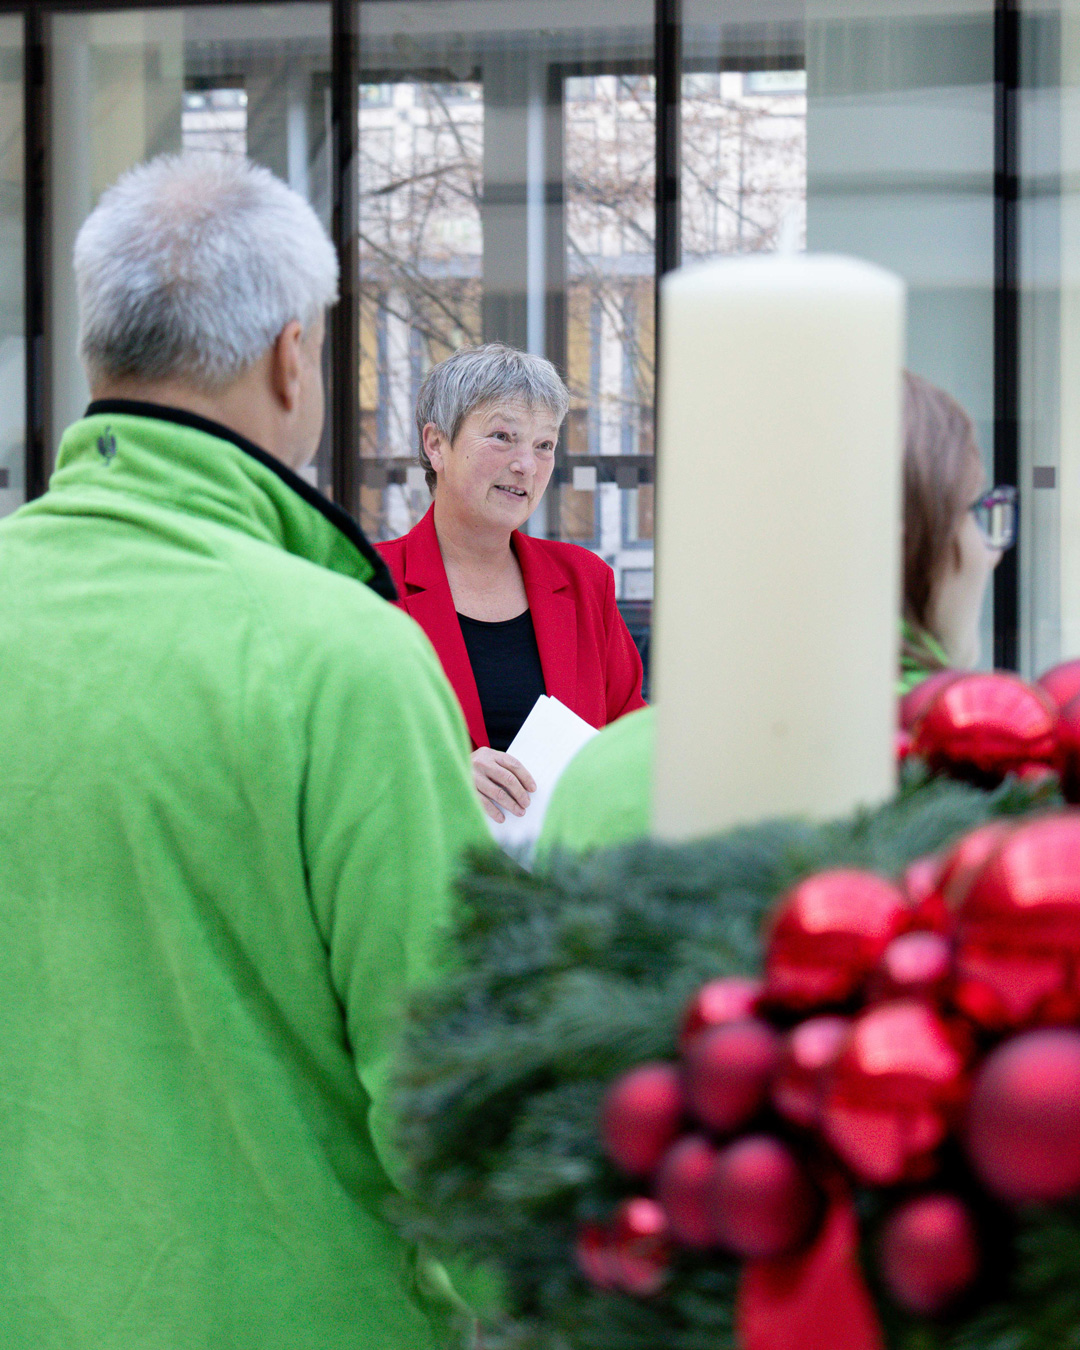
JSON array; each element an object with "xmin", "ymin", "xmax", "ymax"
[{"xmin": 0, "ymin": 152, "xmax": 491, "ymax": 1349}]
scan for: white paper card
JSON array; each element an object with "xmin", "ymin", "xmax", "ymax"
[{"xmin": 486, "ymin": 695, "xmax": 599, "ymax": 864}]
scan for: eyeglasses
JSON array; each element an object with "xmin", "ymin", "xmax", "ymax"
[{"xmin": 969, "ymin": 485, "xmax": 1017, "ymax": 551}]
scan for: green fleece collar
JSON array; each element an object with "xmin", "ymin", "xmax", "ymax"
[{"xmin": 50, "ymin": 400, "xmax": 395, "ymax": 600}]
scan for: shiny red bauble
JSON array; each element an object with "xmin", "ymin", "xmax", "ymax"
[
  {"xmin": 765, "ymin": 869, "xmax": 909, "ymax": 1010},
  {"xmin": 708, "ymin": 1135, "xmax": 819, "ymax": 1260},
  {"xmin": 600, "ymin": 1063, "xmax": 683, "ymax": 1176},
  {"xmin": 655, "ymin": 1134, "xmax": 721, "ymax": 1248},
  {"xmin": 575, "ymin": 1200, "xmax": 673, "ymax": 1294},
  {"xmin": 936, "ymin": 821, "xmax": 1012, "ymax": 910},
  {"xmin": 822, "ymin": 1000, "xmax": 967, "ymax": 1185},
  {"xmin": 869, "ymin": 931, "xmax": 952, "ymax": 1004},
  {"xmin": 966, "ymin": 1029, "xmax": 1080, "ymax": 1203},
  {"xmin": 899, "ymin": 669, "xmax": 962, "ymax": 733},
  {"xmin": 954, "ymin": 815, "xmax": 1080, "ymax": 1028},
  {"xmin": 878, "ymin": 1194, "xmax": 979, "ymax": 1315},
  {"xmin": 902, "ymin": 855, "xmax": 949, "ymax": 934},
  {"xmin": 772, "ymin": 1015, "xmax": 850, "ymax": 1128},
  {"xmin": 911, "ymin": 673, "xmax": 1057, "ymax": 783},
  {"xmin": 683, "ymin": 1018, "xmax": 781, "ymax": 1134},
  {"xmin": 610, "ymin": 1198, "xmax": 671, "ymax": 1295},
  {"xmin": 1056, "ymin": 694, "xmax": 1080, "ymax": 804},
  {"xmin": 575, "ymin": 1222, "xmax": 620, "ymax": 1289},
  {"xmin": 680, "ymin": 976, "xmax": 763, "ymax": 1050},
  {"xmin": 1036, "ymin": 658, "xmax": 1080, "ymax": 712}
]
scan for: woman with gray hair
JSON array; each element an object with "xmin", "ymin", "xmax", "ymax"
[{"xmin": 378, "ymin": 343, "xmax": 646, "ymax": 824}]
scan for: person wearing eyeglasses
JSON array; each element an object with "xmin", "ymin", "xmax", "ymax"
[
  {"xmin": 899, "ymin": 370, "xmax": 1016, "ymax": 693},
  {"xmin": 534, "ymin": 370, "xmax": 1017, "ymax": 859}
]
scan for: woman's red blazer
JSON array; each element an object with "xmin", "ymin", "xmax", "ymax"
[{"xmin": 376, "ymin": 505, "xmax": 647, "ymax": 750}]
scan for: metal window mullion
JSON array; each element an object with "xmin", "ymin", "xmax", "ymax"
[
  {"xmin": 653, "ymin": 0, "xmax": 680, "ymax": 349},
  {"xmin": 331, "ymin": 0, "xmax": 360, "ymax": 518},
  {"xmin": 24, "ymin": 2, "xmax": 48, "ymax": 500},
  {"xmin": 994, "ymin": 0, "xmax": 1020, "ymax": 670}
]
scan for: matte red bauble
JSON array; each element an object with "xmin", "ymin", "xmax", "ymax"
[
  {"xmin": 611, "ymin": 1198, "xmax": 671, "ymax": 1295},
  {"xmin": 600, "ymin": 1063, "xmax": 683, "ymax": 1176},
  {"xmin": 899, "ymin": 669, "xmax": 962, "ymax": 733},
  {"xmin": 772, "ymin": 1015, "xmax": 851, "ymax": 1128},
  {"xmin": 878, "ymin": 1194, "xmax": 979, "ymax": 1315},
  {"xmin": 870, "ymin": 931, "xmax": 952, "ymax": 1004},
  {"xmin": 708, "ymin": 1135, "xmax": 819, "ymax": 1260},
  {"xmin": 911, "ymin": 673, "xmax": 1057, "ymax": 783},
  {"xmin": 966, "ymin": 1029, "xmax": 1080, "ymax": 1203},
  {"xmin": 655, "ymin": 1134, "xmax": 721, "ymax": 1248},
  {"xmin": 765, "ymin": 869, "xmax": 909, "ymax": 1010},
  {"xmin": 1056, "ymin": 694, "xmax": 1080, "ymax": 804},
  {"xmin": 954, "ymin": 815, "xmax": 1080, "ymax": 1028},
  {"xmin": 680, "ymin": 976, "xmax": 763, "ymax": 1050},
  {"xmin": 902, "ymin": 855, "xmax": 949, "ymax": 934},
  {"xmin": 822, "ymin": 1000, "xmax": 967, "ymax": 1185},
  {"xmin": 1036, "ymin": 658, "xmax": 1080, "ymax": 712},
  {"xmin": 683, "ymin": 1018, "xmax": 781, "ymax": 1134}
]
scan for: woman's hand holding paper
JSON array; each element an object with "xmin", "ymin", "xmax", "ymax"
[{"xmin": 471, "ymin": 747, "xmax": 536, "ymax": 823}]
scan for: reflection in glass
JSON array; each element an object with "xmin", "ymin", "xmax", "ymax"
[
  {"xmin": 357, "ymin": 0, "xmax": 655, "ymax": 619},
  {"xmin": 806, "ymin": 1, "xmax": 996, "ymax": 663},
  {"xmin": 49, "ymin": 6, "xmax": 331, "ymax": 478},
  {"xmin": 681, "ymin": 70, "xmax": 806, "ymax": 261}
]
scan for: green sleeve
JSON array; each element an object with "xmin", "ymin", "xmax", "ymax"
[
  {"xmin": 537, "ymin": 706, "xmax": 655, "ymax": 860},
  {"xmin": 299, "ymin": 607, "xmax": 490, "ymax": 1178}
]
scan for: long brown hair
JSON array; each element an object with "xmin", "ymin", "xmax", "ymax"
[{"xmin": 902, "ymin": 371, "xmax": 982, "ymax": 669}]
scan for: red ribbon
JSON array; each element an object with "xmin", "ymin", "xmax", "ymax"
[{"xmin": 736, "ymin": 1193, "xmax": 884, "ymax": 1350}]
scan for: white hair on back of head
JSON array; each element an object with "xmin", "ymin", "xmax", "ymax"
[{"xmin": 74, "ymin": 152, "xmax": 339, "ymax": 390}]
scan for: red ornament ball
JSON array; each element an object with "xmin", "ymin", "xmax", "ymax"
[
  {"xmin": 575, "ymin": 1222, "xmax": 619, "ymax": 1290},
  {"xmin": 707, "ymin": 1135, "xmax": 819, "ymax": 1260},
  {"xmin": 1037, "ymin": 658, "xmax": 1080, "ymax": 712},
  {"xmin": 680, "ymin": 976, "xmax": 763, "ymax": 1050},
  {"xmin": 967, "ymin": 1029, "xmax": 1080, "ymax": 1203},
  {"xmin": 899, "ymin": 669, "xmax": 962, "ymax": 733},
  {"xmin": 878, "ymin": 1194, "xmax": 979, "ymax": 1316},
  {"xmin": 822, "ymin": 1000, "xmax": 967, "ymax": 1185},
  {"xmin": 611, "ymin": 1197, "xmax": 671, "ymax": 1296},
  {"xmin": 936, "ymin": 820, "xmax": 1013, "ymax": 913},
  {"xmin": 870, "ymin": 931, "xmax": 952, "ymax": 1004},
  {"xmin": 772, "ymin": 1015, "xmax": 850, "ymax": 1128},
  {"xmin": 765, "ymin": 869, "xmax": 909, "ymax": 1011},
  {"xmin": 954, "ymin": 815, "xmax": 1080, "ymax": 1028},
  {"xmin": 1056, "ymin": 694, "xmax": 1080, "ymax": 804},
  {"xmin": 1014, "ymin": 761, "xmax": 1060, "ymax": 790},
  {"xmin": 655, "ymin": 1134, "xmax": 720, "ymax": 1248},
  {"xmin": 683, "ymin": 1018, "xmax": 781, "ymax": 1135},
  {"xmin": 911, "ymin": 673, "xmax": 1057, "ymax": 783},
  {"xmin": 901, "ymin": 855, "xmax": 949, "ymax": 934},
  {"xmin": 600, "ymin": 1063, "xmax": 683, "ymax": 1176}
]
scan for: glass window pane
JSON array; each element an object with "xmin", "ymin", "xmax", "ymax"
[
  {"xmin": 49, "ymin": 6, "xmax": 332, "ymax": 482},
  {"xmin": 0, "ymin": 16, "xmax": 22, "ymax": 519},
  {"xmin": 685, "ymin": 2, "xmax": 997, "ymax": 665},
  {"xmin": 357, "ymin": 0, "xmax": 655, "ymax": 630},
  {"xmin": 1021, "ymin": 5, "xmax": 1079, "ymax": 676}
]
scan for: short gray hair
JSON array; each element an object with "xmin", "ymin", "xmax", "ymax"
[
  {"xmin": 416, "ymin": 343, "xmax": 570, "ymax": 491},
  {"xmin": 75, "ymin": 152, "xmax": 339, "ymax": 390}
]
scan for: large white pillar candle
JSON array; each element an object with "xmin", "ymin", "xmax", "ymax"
[{"xmin": 651, "ymin": 254, "xmax": 905, "ymax": 841}]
